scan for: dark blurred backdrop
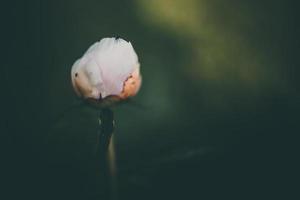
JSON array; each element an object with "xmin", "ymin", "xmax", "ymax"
[{"xmin": 1, "ymin": 0, "xmax": 299, "ymax": 199}]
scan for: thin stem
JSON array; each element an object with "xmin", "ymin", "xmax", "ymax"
[
  {"xmin": 96, "ymin": 108, "xmax": 117, "ymax": 200},
  {"xmin": 96, "ymin": 108, "xmax": 114, "ymax": 163}
]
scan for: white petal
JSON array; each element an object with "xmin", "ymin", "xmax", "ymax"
[
  {"xmin": 71, "ymin": 37, "xmax": 140, "ymax": 98},
  {"xmin": 89, "ymin": 37, "xmax": 139, "ymax": 97}
]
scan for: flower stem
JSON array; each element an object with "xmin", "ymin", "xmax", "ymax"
[{"xmin": 96, "ymin": 108, "xmax": 117, "ymax": 200}]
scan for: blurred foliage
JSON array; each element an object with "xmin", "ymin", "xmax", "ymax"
[{"xmin": 136, "ymin": 0, "xmax": 276, "ymax": 88}]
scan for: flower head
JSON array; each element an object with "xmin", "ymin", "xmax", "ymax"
[{"xmin": 71, "ymin": 37, "xmax": 141, "ymax": 105}]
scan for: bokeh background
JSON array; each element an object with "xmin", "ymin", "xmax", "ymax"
[{"xmin": 2, "ymin": 0, "xmax": 299, "ymax": 199}]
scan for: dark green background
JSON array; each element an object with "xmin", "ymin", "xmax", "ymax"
[{"xmin": 2, "ymin": 0, "xmax": 299, "ymax": 199}]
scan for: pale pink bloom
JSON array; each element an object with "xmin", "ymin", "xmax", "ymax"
[{"xmin": 71, "ymin": 37, "xmax": 141, "ymax": 104}]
